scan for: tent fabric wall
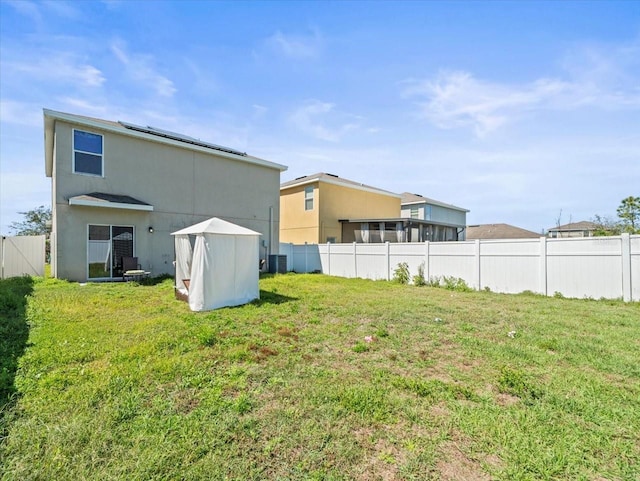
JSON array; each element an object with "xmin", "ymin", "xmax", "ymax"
[
  {"xmin": 174, "ymin": 235, "xmax": 192, "ymax": 292},
  {"xmin": 172, "ymin": 218, "xmax": 260, "ymax": 311}
]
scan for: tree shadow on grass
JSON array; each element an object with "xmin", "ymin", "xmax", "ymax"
[{"xmin": 0, "ymin": 276, "xmax": 33, "ymax": 411}]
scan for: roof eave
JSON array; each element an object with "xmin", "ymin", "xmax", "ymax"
[
  {"xmin": 280, "ymin": 176, "xmax": 401, "ymax": 199},
  {"xmin": 401, "ymin": 199, "xmax": 469, "ymax": 212},
  {"xmin": 43, "ymin": 109, "xmax": 288, "ymax": 172},
  {"xmin": 44, "ymin": 112, "xmax": 55, "ymax": 177}
]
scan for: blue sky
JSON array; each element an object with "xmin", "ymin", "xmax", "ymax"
[{"xmin": 1, "ymin": 0, "xmax": 638, "ymax": 235}]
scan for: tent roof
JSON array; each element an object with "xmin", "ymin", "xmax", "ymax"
[{"xmin": 171, "ymin": 217, "xmax": 260, "ymax": 236}]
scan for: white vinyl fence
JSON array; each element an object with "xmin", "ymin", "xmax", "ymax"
[
  {"xmin": 280, "ymin": 234, "xmax": 640, "ymax": 301},
  {"xmin": 1, "ymin": 235, "xmax": 46, "ymax": 279}
]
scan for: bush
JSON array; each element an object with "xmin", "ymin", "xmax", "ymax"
[
  {"xmin": 392, "ymin": 262, "xmax": 410, "ymax": 284},
  {"xmin": 442, "ymin": 276, "xmax": 472, "ymax": 292}
]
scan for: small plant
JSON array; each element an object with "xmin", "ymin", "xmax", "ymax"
[
  {"xmin": 392, "ymin": 262, "xmax": 410, "ymax": 284},
  {"xmin": 412, "ymin": 263, "xmax": 426, "ymax": 286},
  {"xmin": 375, "ymin": 327, "xmax": 389, "ymax": 338},
  {"xmin": 553, "ymin": 291, "xmax": 565, "ymax": 299},
  {"xmin": 352, "ymin": 341, "xmax": 370, "ymax": 353},
  {"xmin": 426, "ymin": 276, "xmax": 441, "ymax": 288},
  {"xmin": 442, "ymin": 276, "xmax": 472, "ymax": 292},
  {"xmin": 498, "ymin": 366, "xmax": 542, "ymax": 401}
]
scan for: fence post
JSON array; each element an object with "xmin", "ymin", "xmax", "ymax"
[
  {"xmin": 386, "ymin": 241, "xmax": 390, "ymax": 281},
  {"xmin": 621, "ymin": 233, "xmax": 631, "ymax": 302},
  {"xmin": 353, "ymin": 242, "xmax": 357, "ymax": 278},
  {"xmin": 475, "ymin": 239, "xmax": 481, "ymax": 290},
  {"xmin": 539, "ymin": 236, "xmax": 547, "ymax": 296},
  {"xmin": 327, "ymin": 242, "xmax": 331, "ymax": 276},
  {"xmin": 424, "ymin": 241, "xmax": 430, "ymax": 281}
]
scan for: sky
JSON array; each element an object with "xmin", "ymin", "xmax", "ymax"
[{"xmin": 1, "ymin": 0, "xmax": 639, "ymax": 235}]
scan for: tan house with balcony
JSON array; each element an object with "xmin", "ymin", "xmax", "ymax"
[
  {"xmin": 280, "ymin": 173, "xmax": 400, "ymax": 244},
  {"xmin": 44, "ymin": 109, "xmax": 287, "ymax": 282}
]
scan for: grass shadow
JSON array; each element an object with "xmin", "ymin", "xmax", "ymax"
[
  {"xmin": 139, "ymin": 274, "xmax": 174, "ymax": 286},
  {"xmin": 0, "ymin": 276, "xmax": 34, "ymax": 425},
  {"xmin": 253, "ymin": 289, "xmax": 298, "ymax": 306}
]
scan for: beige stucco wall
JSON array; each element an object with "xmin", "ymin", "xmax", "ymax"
[
  {"xmin": 51, "ymin": 120, "xmax": 281, "ymax": 282},
  {"xmin": 318, "ymin": 182, "xmax": 400, "ymax": 243},
  {"xmin": 279, "ymin": 183, "xmax": 320, "ymax": 244},
  {"xmin": 280, "ymin": 180, "xmax": 400, "ymax": 244}
]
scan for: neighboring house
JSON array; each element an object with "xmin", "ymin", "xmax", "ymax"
[
  {"xmin": 44, "ymin": 109, "xmax": 287, "ymax": 282},
  {"xmin": 466, "ymin": 223, "xmax": 540, "ymax": 240},
  {"xmin": 547, "ymin": 221, "xmax": 598, "ymax": 238},
  {"xmin": 280, "ymin": 173, "xmax": 400, "ymax": 244},
  {"xmin": 400, "ymin": 193, "xmax": 469, "ymax": 241}
]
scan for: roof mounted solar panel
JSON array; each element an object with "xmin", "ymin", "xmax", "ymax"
[{"xmin": 118, "ymin": 121, "xmax": 247, "ymax": 157}]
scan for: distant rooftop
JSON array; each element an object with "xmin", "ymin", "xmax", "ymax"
[
  {"xmin": 547, "ymin": 221, "xmax": 598, "ymax": 232},
  {"xmin": 466, "ymin": 223, "xmax": 540, "ymax": 240}
]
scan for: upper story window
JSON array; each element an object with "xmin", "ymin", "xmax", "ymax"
[
  {"xmin": 73, "ymin": 129, "xmax": 103, "ymax": 176},
  {"xmin": 304, "ymin": 186, "xmax": 314, "ymax": 210},
  {"xmin": 410, "ymin": 207, "xmax": 419, "ymax": 219}
]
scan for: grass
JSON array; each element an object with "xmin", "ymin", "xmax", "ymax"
[{"xmin": 1, "ymin": 273, "xmax": 639, "ymax": 480}]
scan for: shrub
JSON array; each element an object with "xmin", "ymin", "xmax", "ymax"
[
  {"xmin": 392, "ymin": 262, "xmax": 410, "ymax": 284},
  {"xmin": 442, "ymin": 276, "xmax": 472, "ymax": 292}
]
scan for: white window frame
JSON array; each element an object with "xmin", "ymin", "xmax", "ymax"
[
  {"xmin": 73, "ymin": 128, "xmax": 104, "ymax": 177},
  {"xmin": 304, "ymin": 186, "xmax": 314, "ymax": 211}
]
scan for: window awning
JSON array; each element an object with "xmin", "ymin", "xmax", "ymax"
[{"xmin": 68, "ymin": 192, "xmax": 153, "ymax": 211}]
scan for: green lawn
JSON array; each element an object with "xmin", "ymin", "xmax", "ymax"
[{"xmin": 1, "ymin": 274, "xmax": 639, "ymax": 480}]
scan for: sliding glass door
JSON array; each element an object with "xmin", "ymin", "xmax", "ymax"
[{"xmin": 88, "ymin": 225, "xmax": 134, "ymax": 279}]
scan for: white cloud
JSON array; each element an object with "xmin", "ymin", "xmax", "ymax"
[
  {"xmin": 265, "ymin": 29, "xmax": 323, "ymax": 59},
  {"xmin": 111, "ymin": 40, "xmax": 176, "ymax": 97},
  {"xmin": 403, "ymin": 71, "xmax": 574, "ymax": 137},
  {"xmin": 0, "ymin": 100, "xmax": 43, "ymax": 127},
  {"xmin": 2, "ymin": 53, "xmax": 105, "ymax": 88},
  {"xmin": 289, "ymin": 100, "xmax": 361, "ymax": 142},
  {"xmin": 404, "ymin": 39, "xmax": 640, "ymax": 138}
]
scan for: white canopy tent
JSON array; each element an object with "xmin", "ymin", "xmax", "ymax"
[{"xmin": 171, "ymin": 217, "xmax": 260, "ymax": 311}]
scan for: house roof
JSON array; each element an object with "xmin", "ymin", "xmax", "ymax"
[
  {"xmin": 280, "ymin": 173, "xmax": 401, "ymax": 198},
  {"xmin": 466, "ymin": 223, "xmax": 540, "ymax": 240},
  {"xmin": 68, "ymin": 192, "xmax": 154, "ymax": 211},
  {"xmin": 44, "ymin": 109, "xmax": 287, "ymax": 177},
  {"xmin": 400, "ymin": 192, "xmax": 469, "ymax": 213},
  {"xmin": 547, "ymin": 221, "xmax": 598, "ymax": 232},
  {"xmin": 171, "ymin": 217, "xmax": 260, "ymax": 236}
]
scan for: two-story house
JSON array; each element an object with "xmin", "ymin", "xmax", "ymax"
[
  {"xmin": 44, "ymin": 109, "xmax": 287, "ymax": 282},
  {"xmin": 400, "ymin": 193, "xmax": 469, "ymax": 241},
  {"xmin": 280, "ymin": 173, "xmax": 401, "ymax": 244}
]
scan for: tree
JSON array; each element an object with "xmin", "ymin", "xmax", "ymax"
[
  {"xmin": 616, "ymin": 196, "xmax": 640, "ymax": 234},
  {"xmin": 591, "ymin": 214, "xmax": 622, "ymax": 236},
  {"xmin": 9, "ymin": 205, "xmax": 52, "ymax": 236}
]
